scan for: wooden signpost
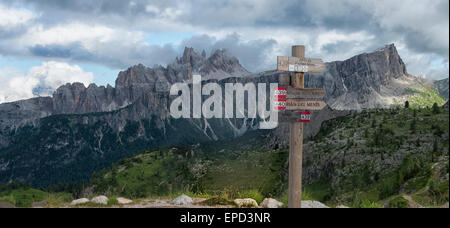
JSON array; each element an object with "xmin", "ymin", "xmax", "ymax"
[
  {"xmin": 274, "ymin": 99, "xmax": 326, "ymax": 111},
  {"xmin": 285, "ymin": 99, "xmax": 326, "ymax": 111},
  {"xmin": 277, "ymin": 56, "xmax": 325, "ymax": 73},
  {"xmin": 276, "ymin": 45, "xmax": 326, "ymax": 208},
  {"xmin": 285, "ymin": 88, "xmax": 326, "ymax": 99},
  {"xmin": 278, "ymin": 111, "xmax": 312, "ymax": 123},
  {"xmin": 275, "ymin": 87, "xmax": 326, "ymax": 99}
]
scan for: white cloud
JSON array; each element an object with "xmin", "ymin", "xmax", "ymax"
[
  {"xmin": 20, "ymin": 22, "xmax": 143, "ymax": 48},
  {"xmin": 0, "ymin": 5, "xmax": 37, "ymax": 28},
  {"xmin": 397, "ymin": 43, "xmax": 449, "ymax": 80},
  {"xmin": 0, "ymin": 61, "xmax": 93, "ymax": 104}
]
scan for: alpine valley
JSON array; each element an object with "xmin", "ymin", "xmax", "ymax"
[{"xmin": 0, "ymin": 44, "xmax": 448, "ymax": 208}]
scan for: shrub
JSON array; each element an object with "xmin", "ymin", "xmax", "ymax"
[
  {"xmin": 388, "ymin": 196, "xmax": 408, "ymax": 208},
  {"xmin": 11, "ymin": 189, "xmax": 47, "ymax": 208},
  {"xmin": 360, "ymin": 201, "xmax": 383, "ymax": 208},
  {"xmin": 432, "ymin": 103, "xmax": 440, "ymax": 114},
  {"xmin": 237, "ymin": 190, "xmax": 264, "ymax": 204},
  {"xmin": 108, "ymin": 197, "xmax": 119, "ymax": 205},
  {"xmin": 410, "ymin": 119, "xmax": 416, "ymax": 133},
  {"xmin": 379, "ymin": 177, "xmax": 397, "ymax": 199}
]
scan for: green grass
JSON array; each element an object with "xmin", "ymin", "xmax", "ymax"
[
  {"xmin": 89, "ymin": 144, "xmax": 290, "ymax": 202},
  {"xmin": 0, "ymin": 195, "xmax": 15, "ymax": 205},
  {"xmin": 0, "ymin": 188, "xmax": 47, "ymax": 208},
  {"xmin": 303, "ymin": 179, "xmax": 331, "ymax": 202},
  {"xmin": 306, "ymin": 107, "xmax": 449, "ymax": 207},
  {"xmin": 44, "ymin": 192, "xmax": 73, "ymax": 207},
  {"xmin": 275, "ymin": 189, "xmax": 315, "ymax": 208},
  {"xmin": 360, "ymin": 201, "xmax": 383, "ymax": 208},
  {"xmin": 388, "ymin": 196, "xmax": 409, "ymax": 208},
  {"xmin": 405, "ymin": 88, "xmax": 446, "ymax": 109},
  {"xmin": 0, "ymin": 186, "xmax": 74, "ymax": 208},
  {"xmin": 237, "ymin": 190, "xmax": 264, "ymax": 204},
  {"xmin": 201, "ymin": 149, "xmax": 288, "ymax": 197},
  {"xmin": 3, "ymin": 106, "xmax": 444, "ymax": 208},
  {"xmin": 83, "ymin": 107, "xmax": 448, "ymax": 208}
]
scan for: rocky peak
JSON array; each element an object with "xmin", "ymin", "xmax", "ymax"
[
  {"xmin": 305, "ymin": 44, "xmax": 419, "ymax": 110},
  {"xmin": 180, "ymin": 47, "xmax": 203, "ymax": 66},
  {"xmin": 115, "ymin": 63, "xmax": 154, "ymax": 88},
  {"xmin": 434, "ymin": 77, "xmax": 449, "ymax": 100},
  {"xmin": 369, "ymin": 43, "xmax": 408, "ymax": 77},
  {"xmin": 208, "ymin": 49, "xmax": 239, "ymax": 66},
  {"xmin": 200, "ymin": 49, "xmax": 250, "ymax": 78},
  {"xmin": 201, "ymin": 50, "xmax": 206, "ymax": 59},
  {"xmin": 52, "ymin": 82, "xmax": 87, "ymax": 113}
]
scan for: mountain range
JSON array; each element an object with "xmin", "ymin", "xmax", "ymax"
[{"xmin": 0, "ymin": 44, "xmax": 447, "ymax": 187}]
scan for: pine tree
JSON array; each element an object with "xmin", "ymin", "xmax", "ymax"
[
  {"xmin": 410, "ymin": 119, "xmax": 416, "ymax": 133},
  {"xmin": 432, "ymin": 103, "xmax": 440, "ymax": 114},
  {"xmin": 433, "ymin": 139, "xmax": 439, "ymax": 158}
]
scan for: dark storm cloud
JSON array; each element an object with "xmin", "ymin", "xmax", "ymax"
[
  {"xmin": 0, "ymin": 26, "xmax": 27, "ymax": 39},
  {"xmin": 6, "ymin": 0, "xmax": 176, "ymax": 28},
  {"xmin": 7, "ymin": 1, "xmax": 450, "ymax": 49},
  {"xmin": 9, "ymin": 0, "xmax": 149, "ymax": 15},
  {"xmin": 9, "ymin": 0, "xmax": 374, "ymax": 30},
  {"xmin": 29, "ymin": 43, "xmax": 92, "ymax": 59},
  {"xmin": 27, "ymin": 42, "xmax": 180, "ymax": 69}
]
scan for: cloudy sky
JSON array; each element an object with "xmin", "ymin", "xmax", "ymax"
[{"xmin": 0, "ymin": 0, "xmax": 448, "ymax": 103}]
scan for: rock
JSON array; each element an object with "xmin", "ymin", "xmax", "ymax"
[
  {"xmin": 234, "ymin": 198, "xmax": 259, "ymax": 208},
  {"xmin": 70, "ymin": 198, "xmax": 90, "ymax": 206},
  {"xmin": 260, "ymin": 198, "xmax": 283, "ymax": 208},
  {"xmin": 91, "ymin": 195, "xmax": 109, "ymax": 205},
  {"xmin": 442, "ymin": 101, "xmax": 449, "ymax": 110},
  {"xmin": 301, "ymin": 200, "xmax": 329, "ymax": 208},
  {"xmin": 31, "ymin": 200, "xmax": 48, "ymax": 208},
  {"xmin": 81, "ymin": 186, "xmax": 95, "ymax": 199},
  {"xmin": 434, "ymin": 78, "xmax": 449, "ymax": 100},
  {"xmin": 117, "ymin": 197, "xmax": 133, "ymax": 204},
  {"xmin": 336, "ymin": 205, "xmax": 350, "ymax": 208},
  {"xmin": 172, "ymin": 194, "xmax": 193, "ymax": 205},
  {"xmin": 0, "ymin": 201, "xmax": 15, "ymax": 208}
]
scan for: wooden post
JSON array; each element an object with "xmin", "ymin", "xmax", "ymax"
[{"xmin": 288, "ymin": 45, "xmax": 305, "ymax": 208}]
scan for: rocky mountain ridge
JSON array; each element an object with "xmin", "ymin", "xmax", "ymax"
[
  {"xmin": 434, "ymin": 77, "xmax": 449, "ymax": 100},
  {"xmin": 0, "ymin": 44, "xmax": 444, "ymax": 187},
  {"xmin": 0, "ymin": 44, "xmax": 432, "ymax": 132}
]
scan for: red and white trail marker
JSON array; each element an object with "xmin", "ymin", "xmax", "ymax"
[
  {"xmin": 274, "ymin": 99, "xmax": 287, "ymax": 110},
  {"xmin": 274, "ymin": 87, "xmax": 287, "ymax": 99},
  {"xmin": 274, "ymin": 87, "xmax": 288, "ymax": 110},
  {"xmin": 300, "ymin": 111, "xmax": 311, "ymax": 123}
]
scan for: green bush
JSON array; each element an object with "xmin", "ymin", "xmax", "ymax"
[
  {"xmin": 108, "ymin": 197, "xmax": 119, "ymax": 205},
  {"xmin": 10, "ymin": 189, "xmax": 46, "ymax": 208},
  {"xmin": 0, "ymin": 195, "xmax": 15, "ymax": 205},
  {"xmin": 432, "ymin": 103, "xmax": 440, "ymax": 114},
  {"xmin": 388, "ymin": 196, "xmax": 409, "ymax": 208},
  {"xmin": 237, "ymin": 190, "xmax": 264, "ymax": 204},
  {"xmin": 360, "ymin": 201, "xmax": 383, "ymax": 208},
  {"xmin": 379, "ymin": 177, "xmax": 397, "ymax": 199}
]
